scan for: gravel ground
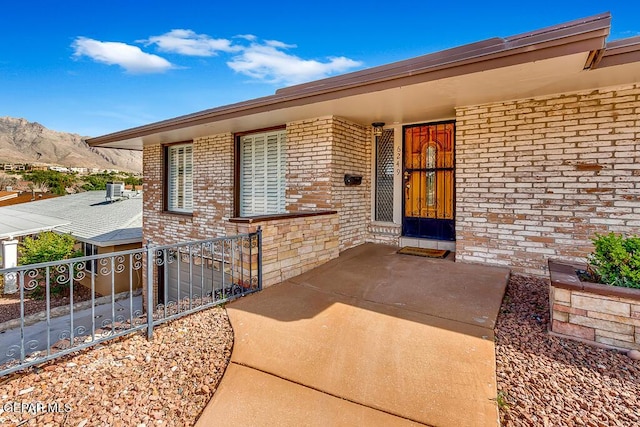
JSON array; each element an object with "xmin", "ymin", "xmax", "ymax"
[
  {"xmin": 0, "ymin": 306, "xmax": 232, "ymax": 427},
  {"xmin": 496, "ymin": 275, "xmax": 640, "ymax": 426}
]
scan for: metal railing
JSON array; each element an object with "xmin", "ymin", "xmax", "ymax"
[{"xmin": 0, "ymin": 230, "xmax": 262, "ymax": 377}]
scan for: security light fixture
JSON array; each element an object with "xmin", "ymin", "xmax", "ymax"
[{"xmin": 372, "ymin": 122, "xmax": 385, "ymax": 137}]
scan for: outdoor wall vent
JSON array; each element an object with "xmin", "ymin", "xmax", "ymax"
[{"xmin": 344, "ymin": 174, "xmax": 363, "ymax": 186}]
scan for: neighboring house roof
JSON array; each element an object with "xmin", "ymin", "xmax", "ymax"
[
  {"xmin": 88, "ymin": 13, "xmax": 640, "ymax": 151},
  {"xmin": 0, "ymin": 193, "xmax": 59, "ymax": 207},
  {"xmin": 0, "ymin": 191, "xmax": 18, "ymax": 202},
  {"xmin": 0, "ymin": 208, "xmax": 70, "ymax": 240},
  {"xmin": 0, "ymin": 191, "xmax": 142, "ymax": 246}
]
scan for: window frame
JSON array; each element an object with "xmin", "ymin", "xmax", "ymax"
[
  {"xmin": 163, "ymin": 141, "xmax": 194, "ymax": 214},
  {"xmin": 83, "ymin": 242, "xmax": 98, "ymax": 274},
  {"xmin": 234, "ymin": 126, "xmax": 287, "ymax": 217}
]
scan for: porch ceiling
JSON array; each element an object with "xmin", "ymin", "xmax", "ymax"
[{"xmin": 95, "ymin": 52, "xmax": 640, "ymax": 150}]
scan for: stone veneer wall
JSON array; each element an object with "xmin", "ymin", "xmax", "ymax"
[
  {"xmin": 226, "ymin": 213, "xmax": 340, "ymax": 287},
  {"xmin": 552, "ymin": 287, "xmax": 640, "ymax": 351},
  {"xmin": 456, "ymin": 84, "xmax": 640, "ymax": 276},
  {"xmin": 550, "ymin": 261, "xmax": 640, "ymax": 351}
]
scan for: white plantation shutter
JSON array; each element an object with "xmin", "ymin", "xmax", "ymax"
[
  {"xmin": 240, "ymin": 130, "xmax": 286, "ymax": 216},
  {"xmin": 168, "ymin": 144, "xmax": 193, "ymax": 212}
]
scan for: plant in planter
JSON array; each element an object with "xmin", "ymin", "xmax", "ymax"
[
  {"xmin": 588, "ymin": 233, "xmax": 640, "ymax": 288},
  {"xmin": 548, "ymin": 233, "xmax": 640, "ymax": 353}
]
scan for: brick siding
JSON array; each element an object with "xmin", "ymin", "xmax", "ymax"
[
  {"xmin": 331, "ymin": 117, "xmax": 371, "ymax": 250},
  {"xmin": 142, "ymin": 116, "xmax": 371, "ymax": 297},
  {"xmin": 143, "ymin": 133, "xmax": 234, "ymax": 246},
  {"xmin": 456, "ymin": 84, "xmax": 640, "ymax": 276},
  {"xmin": 142, "ymin": 134, "xmax": 234, "ymax": 303},
  {"xmin": 287, "ymin": 116, "xmax": 371, "ymax": 250},
  {"xmin": 286, "ymin": 118, "xmax": 333, "ymax": 211}
]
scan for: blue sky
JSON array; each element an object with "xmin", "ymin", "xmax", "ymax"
[{"xmin": 1, "ymin": 1, "xmax": 639, "ymax": 137}]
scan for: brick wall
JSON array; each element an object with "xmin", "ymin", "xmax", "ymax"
[
  {"xmin": 330, "ymin": 117, "xmax": 371, "ymax": 250},
  {"xmin": 286, "ymin": 118, "xmax": 333, "ymax": 211},
  {"xmin": 367, "ymin": 223, "xmax": 402, "ymax": 246},
  {"xmin": 142, "ymin": 134, "xmax": 234, "ymax": 305},
  {"xmin": 143, "ymin": 133, "xmax": 234, "ymax": 247},
  {"xmin": 456, "ymin": 84, "xmax": 640, "ymax": 276},
  {"xmin": 287, "ymin": 116, "xmax": 371, "ymax": 250},
  {"xmin": 142, "ymin": 116, "xmax": 370, "ymax": 296}
]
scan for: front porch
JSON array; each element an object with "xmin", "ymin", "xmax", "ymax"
[{"xmin": 198, "ymin": 243, "xmax": 510, "ymax": 427}]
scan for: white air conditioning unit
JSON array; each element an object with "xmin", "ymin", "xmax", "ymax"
[{"xmin": 105, "ymin": 181, "xmax": 125, "ymax": 201}]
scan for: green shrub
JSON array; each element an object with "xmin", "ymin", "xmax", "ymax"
[
  {"xmin": 19, "ymin": 231, "xmax": 83, "ymax": 297},
  {"xmin": 589, "ymin": 233, "xmax": 640, "ymax": 288}
]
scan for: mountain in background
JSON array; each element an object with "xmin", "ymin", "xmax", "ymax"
[{"xmin": 0, "ymin": 117, "xmax": 141, "ymax": 172}]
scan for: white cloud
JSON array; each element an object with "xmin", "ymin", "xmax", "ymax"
[
  {"xmin": 141, "ymin": 29, "xmax": 239, "ymax": 56},
  {"xmin": 72, "ymin": 37, "xmax": 173, "ymax": 74},
  {"xmin": 235, "ymin": 34, "xmax": 257, "ymax": 42},
  {"xmin": 71, "ymin": 32, "xmax": 363, "ymax": 84},
  {"xmin": 227, "ymin": 39, "xmax": 362, "ymax": 85}
]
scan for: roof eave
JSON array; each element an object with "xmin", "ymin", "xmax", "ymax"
[
  {"xmin": 87, "ymin": 12, "xmax": 611, "ymax": 148},
  {"xmin": 74, "ymin": 236, "xmax": 143, "ymax": 247},
  {"xmin": 595, "ymin": 35, "xmax": 640, "ymax": 69}
]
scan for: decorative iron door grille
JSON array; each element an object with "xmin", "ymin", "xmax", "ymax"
[
  {"xmin": 375, "ymin": 129, "xmax": 395, "ymax": 222},
  {"xmin": 402, "ymin": 121, "xmax": 455, "ymax": 240}
]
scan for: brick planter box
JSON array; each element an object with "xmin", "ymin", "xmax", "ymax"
[{"xmin": 548, "ymin": 260, "xmax": 640, "ymax": 351}]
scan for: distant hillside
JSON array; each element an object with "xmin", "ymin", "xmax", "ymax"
[{"xmin": 0, "ymin": 117, "xmax": 141, "ymax": 172}]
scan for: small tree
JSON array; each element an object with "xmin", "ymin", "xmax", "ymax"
[{"xmin": 19, "ymin": 232, "xmax": 83, "ymax": 297}]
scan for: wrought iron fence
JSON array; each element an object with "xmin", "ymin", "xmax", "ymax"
[{"xmin": 0, "ymin": 230, "xmax": 261, "ymax": 377}]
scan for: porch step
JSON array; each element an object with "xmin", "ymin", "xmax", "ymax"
[{"xmin": 399, "ymin": 237, "xmax": 456, "ymax": 252}]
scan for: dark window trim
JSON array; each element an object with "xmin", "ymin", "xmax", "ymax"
[
  {"xmin": 163, "ymin": 140, "xmax": 193, "ymax": 214},
  {"xmin": 83, "ymin": 242, "xmax": 98, "ymax": 274},
  {"xmin": 233, "ymin": 125, "xmax": 286, "ymax": 217}
]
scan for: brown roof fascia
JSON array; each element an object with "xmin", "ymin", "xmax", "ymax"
[
  {"xmin": 87, "ymin": 13, "xmax": 611, "ymax": 148},
  {"xmin": 595, "ymin": 35, "xmax": 640, "ymax": 68},
  {"xmin": 275, "ymin": 13, "xmax": 611, "ymax": 96}
]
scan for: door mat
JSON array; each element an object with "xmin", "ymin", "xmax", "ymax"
[{"xmin": 397, "ymin": 247, "xmax": 450, "ymax": 258}]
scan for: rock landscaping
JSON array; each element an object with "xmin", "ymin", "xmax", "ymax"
[
  {"xmin": 497, "ymin": 275, "xmax": 640, "ymax": 426},
  {"xmin": 0, "ymin": 307, "xmax": 232, "ymax": 427}
]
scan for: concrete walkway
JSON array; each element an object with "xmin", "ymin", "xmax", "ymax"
[{"xmin": 197, "ymin": 243, "xmax": 509, "ymax": 427}]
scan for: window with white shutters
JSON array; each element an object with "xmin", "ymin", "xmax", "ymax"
[
  {"xmin": 167, "ymin": 143, "xmax": 193, "ymax": 212},
  {"xmin": 239, "ymin": 130, "xmax": 286, "ymax": 216}
]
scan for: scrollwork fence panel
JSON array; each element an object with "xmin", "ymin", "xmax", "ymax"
[{"xmin": 0, "ymin": 229, "xmax": 261, "ymax": 376}]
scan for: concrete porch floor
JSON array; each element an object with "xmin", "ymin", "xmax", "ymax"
[{"xmin": 196, "ymin": 243, "xmax": 510, "ymax": 427}]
